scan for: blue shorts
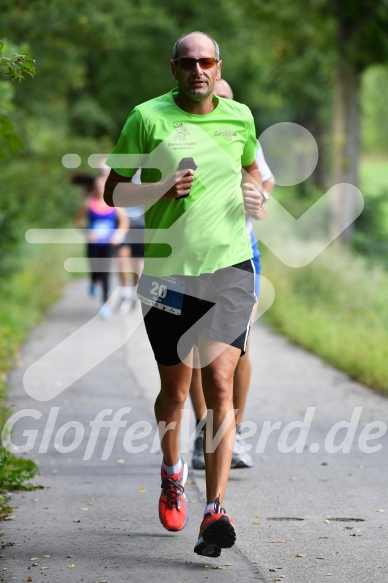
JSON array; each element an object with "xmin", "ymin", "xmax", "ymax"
[{"xmin": 249, "ymin": 230, "xmax": 261, "ymax": 298}]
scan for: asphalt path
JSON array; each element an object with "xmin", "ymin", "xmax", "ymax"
[{"xmin": 1, "ymin": 279, "xmax": 387, "ymax": 583}]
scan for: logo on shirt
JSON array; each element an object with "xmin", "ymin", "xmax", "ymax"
[
  {"xmin": 173, "ymin": 121, "xmax": 189, "ymax": 141},
  {"xmin": 214, "ymin": 126, "xmax": 237, "ymax": 141}
]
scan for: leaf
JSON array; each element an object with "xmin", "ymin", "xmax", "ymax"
[{"xmin": 295, "ymin": 553, "xmax": 305, "ymax": 557}]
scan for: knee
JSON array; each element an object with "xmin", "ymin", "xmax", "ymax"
[
  {"xmin": 159, "ymin": 384, "xmax": 188, "ymax": 408},
  {"xmin": 203, "ymin": 370, "xmax": 233, "ymax": 406}
]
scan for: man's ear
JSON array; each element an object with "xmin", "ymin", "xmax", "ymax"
[
  {"xmin": 216, "ymin": 60, "xmax": 222, "ymax": 81},
  {"xmin": 170, "ymin": 60, "xmax": 178, "ymax": 79}
]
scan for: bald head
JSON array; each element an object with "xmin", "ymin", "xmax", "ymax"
[
  {"xmin": 214, "ymin": 79, "xmax": 233, "ymax": 100},
  {"xmin": 172, "ymin": 32, "xmax": 219, "ymax": 60}
]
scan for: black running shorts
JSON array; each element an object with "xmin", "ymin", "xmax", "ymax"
[{"xmin": 141, "ymin": 260, "xmax": 256, "ymax": 366}]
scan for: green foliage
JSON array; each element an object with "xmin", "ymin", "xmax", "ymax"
[
  {"xmin": 0, "ymin": 39, "xmax": 35, "ymax": 159},
  {"xmin": 0, "ymin": 40, "xmax": 35, "ymax": 82},
  {"xmin": 0, "ymin": 448, "xmax": 41, "ymax": 492},
  {"xmin": 350, "ymin": 156, "xmax": 388, "ymax": 263},
  {"xmin": 362, "ymin": 65, "xmax": 388, "ymax": 153}
]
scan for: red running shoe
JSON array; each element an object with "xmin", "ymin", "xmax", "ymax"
[
  {"xmin": 159, "ymin": 458, "xmax": 188, "ymax": 532},
  {"xmin": 194, "ymin": 496, "xmax": 236, "ymax": 557}
]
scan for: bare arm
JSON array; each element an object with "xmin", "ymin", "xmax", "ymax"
[{"xmin": 103, "ymin": 168, "xmax": 195, "ymax": 208}]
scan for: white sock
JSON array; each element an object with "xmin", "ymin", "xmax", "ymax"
[
  {"xmin": 204, "ymin": 502, "xmax": 215, "ymax": 516},
  {"xmin": 162, "ymin": 457, "xmax": 182, "ymax": 476}
]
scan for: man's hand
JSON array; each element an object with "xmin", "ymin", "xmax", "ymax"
[
  {"xmin": 162, "ymin": 169, "xmax": 195, "ymax": 199},
  {"xmin": 242, "ymin": 182, "xmax": 266, "ymax": 219}
]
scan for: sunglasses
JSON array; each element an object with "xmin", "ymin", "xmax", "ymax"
[{"xmin": 174, "ymin": 57, "xmax": 219, "ymax": 70}]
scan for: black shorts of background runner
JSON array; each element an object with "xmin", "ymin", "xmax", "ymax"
[
  {"xmin": 141, "ymin": 260, "xmax": 256, "ymax": 366},
  {"xmin": 118, "ymin": 217, "xmax": 145, "ymax": 258}
]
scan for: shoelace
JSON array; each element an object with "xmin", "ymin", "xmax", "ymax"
[
  {"xmin": 161, "ymin": 477, "xmax": 184, "ymax": 509},
  {"xmin": 213, "ymin": 495, "xmax": 226, "ymax": 515}
]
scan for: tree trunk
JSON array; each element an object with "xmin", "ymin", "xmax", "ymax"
[{"xmin": 330, "ymin": 62, "xmax": 361, "ymax": 242}]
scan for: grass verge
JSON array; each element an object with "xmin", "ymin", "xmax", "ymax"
[
  {"xmin": 261, "ymin": 242, "xmax": 388, "ymax": 395},
  {"xmin": 0, "ymin": 241, "xmax": 79, "ymax": 521}
]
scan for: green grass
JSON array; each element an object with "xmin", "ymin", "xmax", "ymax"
[
  {"xmin": 0, "ymin": 241, "xmax": 80, "ymax": 516},
  {"xmin": 261, "ymin": 243, "xmax": 388, "ymax": 394},
  {"xmin": 360, "ymin": 155, "xmax": 388, "ymax": 195}
]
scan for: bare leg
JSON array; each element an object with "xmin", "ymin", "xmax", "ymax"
[
  {"xmin": 155, "ymin": 356, "xmax": 193, "ymax": 465},
  {"xmin": 189, "ymin": 347, "xmax": 207, "ymax": 421},
  {"xmin": 116, "ymin": 245, "xmax": 131, "ymax": 288},
  {"xmin": 198, "ymin": 335, "xmax": 240, "ymax": 504},
  {"xmin": 233, "ymin": 340, "xmax": 251, "ymax": 426}
]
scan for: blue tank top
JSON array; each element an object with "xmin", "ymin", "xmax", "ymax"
[{"xmin": 88, "ymin": 199, "xmax": 117, "ymax": 244}]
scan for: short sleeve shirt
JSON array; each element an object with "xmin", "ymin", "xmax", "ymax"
[{"xmin": 107, "ymin": 89, "xmax": 258, "ymax": 277}]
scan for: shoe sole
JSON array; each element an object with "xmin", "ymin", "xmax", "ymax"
[{"xmin": 194, "ymin": 515, "xmax": 236, "ymax": 557}]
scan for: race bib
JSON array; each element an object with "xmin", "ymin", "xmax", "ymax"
[{"xmin": 137, "ymin": 275, "xmax": 185, "ymax": 315}]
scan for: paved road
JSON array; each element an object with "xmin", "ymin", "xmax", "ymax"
[{"xmin": 1, "ymin": 279, "xmax": 387, "ymax": 583}]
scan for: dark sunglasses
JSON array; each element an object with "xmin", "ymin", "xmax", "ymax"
[{"xmin": 174, "ymin": 57, "xmax": 219, "ymax": 70}]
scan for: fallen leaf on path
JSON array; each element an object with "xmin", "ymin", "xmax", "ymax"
[
  {"xmin": 324, "ymin": 519, "xmax": 331, "ymax": 524},
  {"xmin": 212, "ymin": 565, "xmax": 226, "ymax": 569},
  {"xmin": 270, "ymin": 540, "xmax": 287, "ymax": 543},
  {"xmin": 116, "ymin": 459, "xmax": 125, "ymax": 464},
  {"xmin": 68, "ymin": 563, "xmax": 75, "ymax": 568},
  {"xmin": 253, "ymin": 520, "xmax": 260, "ymax": 525},
  {"xmin": 30, "ymin": 558, "xmax": 38, "ymax": 561},
  {"xmin": 73, "ymin": 519, "xmax": 81, "ymax": 523},
  {"xmin": 376, "ymin": 509, "xmax": 385, "ymax": 513},
  {"xmin": 27, "ymin": 577, "xmax": 32, "ymax": 582},
  {"xmin": 295, "ymin": 554, "xmax": 305, "ymax": 558},
  {"xmin": 138, "ymin": 488, "xmax": 146, "ymax": 493},
  {"xmin": 42, "ymin": 555, "xmax": 51, "ymax": 558}
]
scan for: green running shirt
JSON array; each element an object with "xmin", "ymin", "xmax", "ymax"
[{"xmin": 107, "ymin": 88, "xmax": 258, "ymax": 277}]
